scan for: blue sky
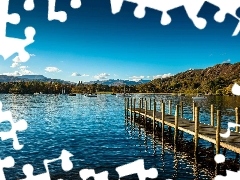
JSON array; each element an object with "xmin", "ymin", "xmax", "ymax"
[{"xmin": 0, "ymin": 0, "xmax": 240, "ymax": 82}]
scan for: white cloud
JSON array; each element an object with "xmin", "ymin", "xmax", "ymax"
[
  {"xmin": 129, "ymin": 75, "xmax": 145, "ymax": 82},
  {"xmin": 3, "ymin": 66, "xmax": 34, "ymax": 76},
  {"xmin": 71, "ymin": 72, "xmax": 81, "ymax": 76},
  {"xmin": 11, "ymin": 54, "xmax": 35, "ymax": 68},
  {"xmin": 10, "ymin": 62, "xmax": 19, "ymax": 68},
  {"xmin": 153, "ymin": 73, "xmax": 173, "ymax": 79},
  {"xmin": 94, "ymin": 73, "xmax": 110, "ymax": 80},
  {"xmin": 82, "ymin": 74, "xmax": 89, "ymax": 77},
  {"xmin": 222, "ymin": 59, "xmax": 231, "ymax": 64},
  {"xmin": 3, "ymin": 71, "xmax": 21, "ymax": 76},
  {"xmin": 45, "ymin": 67, "xmax": 61, "ymax": 73}
]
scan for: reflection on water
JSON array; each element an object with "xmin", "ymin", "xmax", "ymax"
[{"xmin": 0, "ymin": 94, "xmax": 239, "ymax": 179}]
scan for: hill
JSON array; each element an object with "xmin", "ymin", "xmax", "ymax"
[{"xmin": 136, "ymin": 62, "xmax": 240, "ymax": 95}]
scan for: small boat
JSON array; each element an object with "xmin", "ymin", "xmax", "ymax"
[
  {"xmin": 178, "ymin": 93, "xmax": 185, "ymax": 96},
  {"xmin": 117, "ymin": 85, "xmax": 131, "ymax": 97},
  {"xmin": 85, "ymin": 93, "xmax": 97, "ymax": 97},
  {"xmin": 69, "ymin": 93, "xmax": 76, "ymax": 96},
  {"xmin": 111, "ymin": 93, "xmax": 116, "ymax": 95},
  {"xmin": 116, "ymin": 93, "xmax": 131, "ymax": 97},
  {"xmin": 192, "ymin": 93, "xmax": 207, "ymax": 101}
]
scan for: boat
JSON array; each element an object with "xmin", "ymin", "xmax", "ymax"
[
  {"xmin": 85, "ymin": 93, "xmax": 97, "ymax": 97},
  {"xmin": 116, "ymin": 85, "xmax": 132, "ymax": 97},
  {"xmin": 69, "ymin": 93, "xmax": 76, "ymax": 96},
  {"xmin": 192, "ymin": 93, "xmax": 207, "ymax": 101},
  {"xmin": 116, "ymin": 93, "xmax": 131, "ymax": 97},
  {"xmin": 178, "ymin": 93, "xmax": 185, "ymax": 96},
  {"xmin": 111, "ymin": 93, "xmax": 116, "ymax": 95}
]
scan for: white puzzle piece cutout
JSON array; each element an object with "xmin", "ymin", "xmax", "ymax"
[
  {"xmin": 20, "ymin": 149, "xmax": 73, "ymax": 180},
  {"xmin": 79, "ymin": 169, "xmax": 109, "ymax": 180},
  {"xmin": 116, "ymin": 159, "xmax": 158, "ymax": 180},
  {"xmin": 0, "ymin": 0, "xmax": 35, "ymax": 62},
  {"xmin": 0, "ymin": 102, "xmax": 28, "ymax": 150},
  {"xmin": 0, "ymin": 156, "xmax": 15, "ymax": 180},
  {"xmin": 110, "ymin": 0, "xmax": 240, "ymax": 36}
]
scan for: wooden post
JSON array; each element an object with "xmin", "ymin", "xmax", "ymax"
[
  {"xmin": 162, "ymin": 102, "xmax": 165, "ymax": 139},
  {"xmin": 141, "ymin": 98, "xmax": 144, "ymax": 109},
  {"xmin": 236, "ymin": 107, "xmax": 239, "ymax": 132},
  {"xmin": 192, "ymin": 102, "xmax": 196, "ymax": 122},
  {"xmin": 216, "ymin": 110, "xmax": 221, "ymax": 154},
  {"xmin": 139, "ymin": 99, "xmax": 142, "ymax": 122},
  {"xmin": 126, "ymin": 98, "xmax": 129, "ymax": 119},
  {"xmin": 153, "ymin": 100, "xmax": 156, "ymax": 137},
  {"xmin": 194, "ymin": 107, "xmax": 200, "ymax": 154},
  {"xmin": 180, "ymin": 101, "xmax": 183, "ymax": 118},
  {"xmin": 145, "ymin": 100, "xmax": 147, "ymax": 126},
  {"xmin": 124, "ymin": 98, "xmax": 126, "ymax": 119},
  {"xmin": 133, "ymin": 98, "xmax": 136, "ymax": 124},
  {"xmin": 149, "ymin": 98, "xmax": 152, "ymax": 111},
  {"xmin": 130, "ymin": 98, "xmax": 132, "ymax": 122},
  {"xmin": 211, "ymin": 104, "xmax": 214, "ymax": 126},
  {"xmin": 169, "ymin": 100, "xmax": 172, "ymax": 115},
  {"xmin": 174, "ymin": 105, "xmax": 179, "ymax": 146}
]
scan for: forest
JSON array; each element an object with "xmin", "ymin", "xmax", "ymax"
[{"xmin": 0, "ymin": 63, "xmax": 240, "ymax": 95}]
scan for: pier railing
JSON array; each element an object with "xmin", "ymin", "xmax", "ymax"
[{"xmin": 124, "ymin": 98, "xmax": 240, "ymax": 156}]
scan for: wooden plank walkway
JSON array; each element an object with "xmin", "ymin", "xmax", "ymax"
[{"xmin": 125, "ymin": 102, "xmax": 240, "ymax": 154}]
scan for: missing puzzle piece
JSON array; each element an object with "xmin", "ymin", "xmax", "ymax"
[
  {"xmin": 110, "ymin": 0, "xmax": 240, "ymax": 35},
  {"xmin": 0, "ymin": 101, "xmax": 28, "ymax": 150},
  {"xmin": 0, "ymin": 0, "xmax": 36, "ymax": 62},
  {"xmin": 20, "ymin": 149, "xmax": 74, "ymax": 180},
  {"xmin": 0, "ymin": 156, "xmax": 15, "ymax": 180}
]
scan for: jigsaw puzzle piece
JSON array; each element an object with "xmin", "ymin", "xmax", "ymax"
[
  {"xmin": 48, "ymin": 0, "xmax": 67, "ymax": 22},
  {"xmin": 0, "ymin": 101, "xmax": 28, "ymax": 150},
  {"xmin": 0, "ymin": 27, "xmax": 35, "ymax": 62},
  {"xmin": 182, "ymin": 1, "xmax": 207, "ymax": 29},
  {"xmin": 206, "ymin": 0, "xmax": 240, "ymax": 36},
  {"xmin": 20, "ymin": 149, "xmax": 74, "ymax": 180},
  {"xmin": 116, "ymin": 159, "xmax": 158, "ymax": 180},
  {"xmin": 110, "ymin": 0, "xmax": 206, "ymax": 27},
  {"xmin": 79, "ymin": 169, "xmax": 109, "ymax": 180},
  {"xmin": 70, "ymin": 0, "xmax": 81, "ymax": 9},
  {"xmin": 0, "ymin": 0, "xmax": 20, "ymax": 38},
  {"xmin": 0, "ymin": 156, "xmax": 15, "ymax": 180},
  {"xmin": 24, "ymin": 0, "xmax": 35, "ymax": 11}
]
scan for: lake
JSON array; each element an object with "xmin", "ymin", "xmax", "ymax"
[{"xmin": 0, "ymin": 94, "xmax": 240, "ymax": 179}]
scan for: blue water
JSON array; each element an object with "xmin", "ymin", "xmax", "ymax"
[{"xmin": 0, "ymin": 94, "xmax": 239, "ymax": 179}]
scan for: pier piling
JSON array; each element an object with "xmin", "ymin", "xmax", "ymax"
[
  {"xmin": 162, "ymin": 102, "xmax": 165, "ymax": 139},
  {"xmin": 133, "ymin": 98, "xmax": 136, "ymax": 124},
  {"xmin": 194, "ymin": 106, "xmax": 200, "ymax": 154},
  {"xmin": 145, "ymin": 100, "xmax": 147, "ymax": 126},
  {"xmin": 192, "ymin": 102, "xmax": 196, "ymax": 122},
  {"xmin": 211, "ymin": 104, "xmax": 214, "ymax": 126},
  {"xmin": 216, "ymin": 110, "xmax": 221, "ymax": 154},
  {"xmin": 236, "ymin": 107, "xmax": 239, "ymax": 133},
  {"xmin": 153, "ymin": 100, "xmax": 156, "ymax": 137},
  {"xmin": 174, "ymin": 105, "xmax": 179, "ymax": 146},
  {"xmin": 169, "ymin": 100, "xmax": 172, "ymax": 115}
]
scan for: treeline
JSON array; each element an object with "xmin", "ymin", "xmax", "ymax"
[
  {"xmin": 1, "ymin": 63, "xmax": 240, "ymax": 95},
  {"xmin": 135, "ymin": 63, "xmax": 240, "ymax": 95}
]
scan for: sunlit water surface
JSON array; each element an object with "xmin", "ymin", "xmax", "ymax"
[{"xmin": 0, "ymin": 94, "xmax": 240, "ymax": 179}]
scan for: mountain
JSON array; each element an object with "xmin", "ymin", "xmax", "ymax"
[
  {"xmin": 84, "ymin": 79, "xmax": 151, "ymax": 86},
  {"xmin": 136, "ymin": 62, "xmax": 240, "ymax": 95},
  {"xmin": 17, "ymin": 75, "xmax": 48, "ymax": 80},
  {"xmin": 0, "ymin": 75, "xmax": 73, "ymax": 84}
]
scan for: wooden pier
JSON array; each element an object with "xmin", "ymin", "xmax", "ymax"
[{"xmin": 124, "ymin": 98, "xmax": 240, "ymax": 155}]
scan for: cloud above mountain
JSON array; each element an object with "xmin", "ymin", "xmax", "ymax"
[{"xmin": 45, "ymin": 67, "xmax": 62, "ymax": 73}]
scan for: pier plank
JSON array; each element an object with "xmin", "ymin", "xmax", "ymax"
[{"xmin": 130, "ymin": 108, "xmax": 240, "ymax": 154}]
